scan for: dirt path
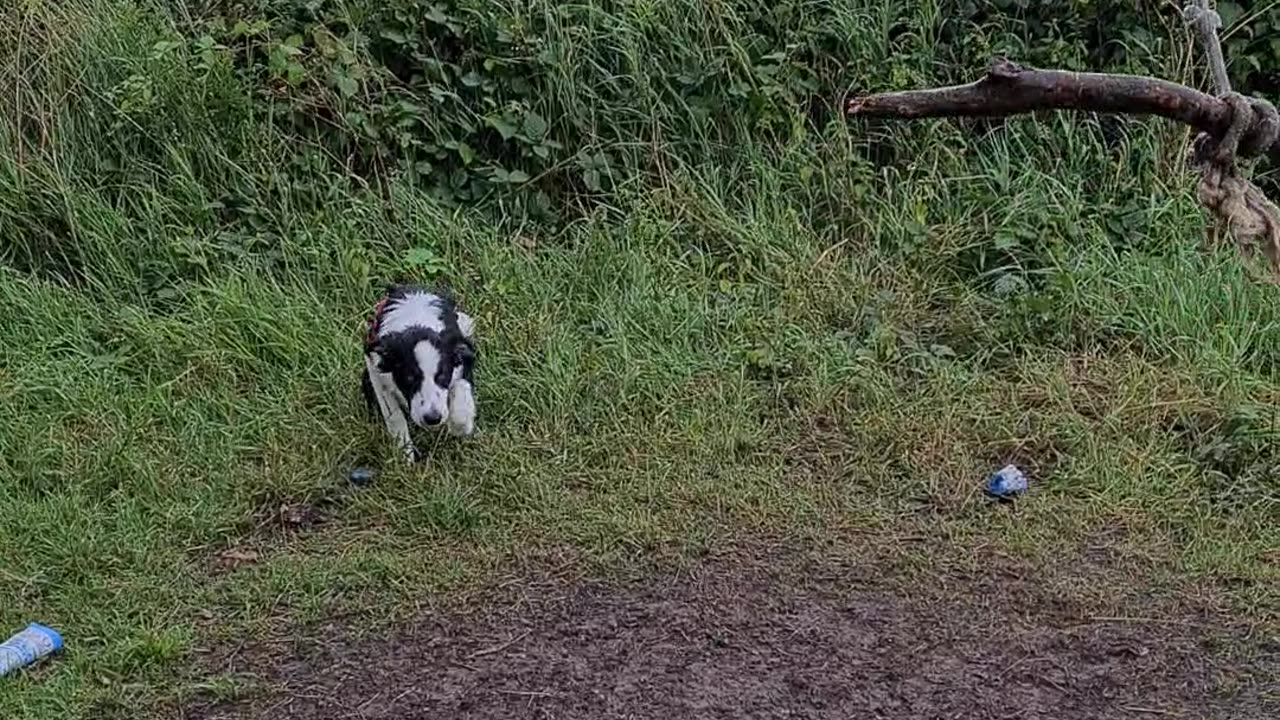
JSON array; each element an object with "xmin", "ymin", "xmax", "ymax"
[{"xmin": 184, "ymin": 550, "xmax": 1276, "ymax": 720}]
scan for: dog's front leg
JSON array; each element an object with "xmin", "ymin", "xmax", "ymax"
[
  {"xmin": 449, "ymin": 314, "xmax": 477, "ymax": 439},
  {"xmin": 446, "ymin": 379, "xmax": 476, "ymax": 438},
  {"xmin": 364, "ymin": 354, "xmax": 418, "ymax": 462}
]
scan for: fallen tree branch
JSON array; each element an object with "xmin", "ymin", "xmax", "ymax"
[{"xmin": 845, "ymin": 58, "xmax": 1280, "ymax": 167}]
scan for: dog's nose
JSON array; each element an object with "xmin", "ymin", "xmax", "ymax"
[{"xmin": 421, "ymin": 412, "xmax": 443, "ymax": 426}]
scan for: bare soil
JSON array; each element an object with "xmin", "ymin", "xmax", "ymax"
[{"xmin": 183, "ymin": 547, "xmax": 1277, "ymax": 720}]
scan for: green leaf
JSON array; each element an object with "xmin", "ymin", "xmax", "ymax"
[
  {"xmin": 333, "ymin": 72, "xmax": 358, "ymax": 98},
  {"xmin": 380, "ymin": 29, "xmax": 408, "ymax": 45},
  {"xmin": 486, "ymin": 115, "xmax": 518, "ymax": 140},
  {"xmin": 404, "ymin": 248, "xmax": 431, "ymax": 265},
  {"xmin": 1219, "ymin": 2, "xmax": 1245, "ymax": 29},
  {"xmin": 583, "ymin": 169, "xmax": 602, "ymax": 192},
  {"xmin": 231, "ymin": 20, "xmax": 266, "ymax": 37},
  {"xmin": 507, "ymin": 169, "xmax": 531, "ymax": 183},
  {"xmin": 992, "ymin": 273, "xmax": 1027, "ymax": 298},
  {"xmin": 460, "ymin": 71, "xmax": 484, "ymax": 87},
  {"xmin": 151, "ymin": 39, "xmax": 182, "ymax": 56},
  {"xmin": 994, "ymin": 230, "xmax": 1018, "ymax": 252},
  {"xmin": 522, "ymin": 112, "xmax": 548, "ymax": 140},
  {"xmin": 268, "ymin": 46, "xmax": 287, "ymax": 72},
  {"xmin": 403, "ymin": 247, "xmax": 443, "ymax": 270}
]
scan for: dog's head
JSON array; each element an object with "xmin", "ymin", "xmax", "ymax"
[{"xmin": 370, "ymin": 328, "xmax": 475, "ymax": 427}]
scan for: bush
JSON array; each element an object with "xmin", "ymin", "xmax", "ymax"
[
  {"xmin": 9, "ymin": 2, "xmax": 1274, "ymax": 219},
  {"xmin": 3, "ymin": 0, "xmax": 1279, "ymax": 291}
]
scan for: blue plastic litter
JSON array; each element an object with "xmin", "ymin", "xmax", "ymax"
[
  {"xmin": 985, "ymin": 464, "xmax": 1028, "ymax": 498},
  {"xmin": 0, "ymin": 624, "xmax": 63, "ymax": 677},
  {"xmin": 348, "ymin": 466, "xmax": 375, "ymax": 486}
]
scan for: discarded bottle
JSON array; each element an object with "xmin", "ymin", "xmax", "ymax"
[
  {"xmin": 0, "ymin": 624, "xmax": 63, "ymax": 677},
  {"xmin": 984, "ymin": 464, "xmax": 1028, "ymax": 498}
]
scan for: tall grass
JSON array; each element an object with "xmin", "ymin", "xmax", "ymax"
[{"xmin": 1, "ymin": 1, "xmax": 1278, "ymax": 718}]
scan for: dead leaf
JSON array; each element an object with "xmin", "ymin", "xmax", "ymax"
[{"xmin": 218, "ymin": 547, "xmax": 260, "ymax": 564}]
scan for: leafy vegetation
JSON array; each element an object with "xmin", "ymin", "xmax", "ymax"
[{"xmin": 1, "ymin": 1, "xmax": 1278, "ymax": 718}]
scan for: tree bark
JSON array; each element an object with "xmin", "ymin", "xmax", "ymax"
[{"xmin": 845, "ymin": 58, "xmax": 1280, "ymax": 166}]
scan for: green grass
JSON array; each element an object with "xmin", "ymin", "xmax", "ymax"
[{"xmin": 2, "ymin": 1, "xmax": 1279, "ymax": 718}]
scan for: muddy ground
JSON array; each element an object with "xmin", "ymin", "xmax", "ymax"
[{"xmin": 183, "ymin": 546, "xmax": 1277, "ymax": 720}]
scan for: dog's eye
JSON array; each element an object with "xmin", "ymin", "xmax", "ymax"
[{"xmin": 396, "ymin": 364, "xmax": 421, "ymax": 386}]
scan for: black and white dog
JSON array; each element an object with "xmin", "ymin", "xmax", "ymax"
[{"xmin": 361, "ymin": 284, "xmax": 476, "ymax": 461}]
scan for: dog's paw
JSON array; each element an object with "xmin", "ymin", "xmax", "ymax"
[
  {"xmin": 402, "ymin": 443, "xmax": 421, "ymax": 464},
  {"xmin": 446, "ymin": 417, "xmax": 474, "ymax": 438},
  {"xmin": 446, "ymin": 380, "xmax": 476, "ymax": 438}
]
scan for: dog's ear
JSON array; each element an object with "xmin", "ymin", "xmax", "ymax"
[
  {"xmin": 456, "ymin": 311, "xmax": 475, "ymax": 338},
  {"xmin": 367, "ymin": 342, "xmax": 392, "ymax": 372},
  {"xmin": 454, "ymin": 339, "xmax": 476, "ymax": 366}
]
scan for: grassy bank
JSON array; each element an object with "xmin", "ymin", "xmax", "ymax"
[{"xmin": 2, "ymin": 1, "xmax": 1278, "ymax": 717}]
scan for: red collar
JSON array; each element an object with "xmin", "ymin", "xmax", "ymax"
[{"xmin": 365, "ymin": 294, "xmax": 390, "ymax": 347}]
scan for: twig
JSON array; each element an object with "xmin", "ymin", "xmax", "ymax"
[
  {"xmin": 1120, "ymin": 706, "xmax": 1177, "ymax": 716},
  {"xmin": 386, "ymin": 687, "xmax": 416, "ymax": 707},
  {"xmin": 495, "ymin": 689, "xmax": 562, "ymax": 698},
  {"xmin": 466, "ymin": 629, "xmax": 531, "ymax": 659},
  {"xmin": 1085, "ymin": 615, "xmax": 1212, "ymax": 629},
  {"xmin": 846, "ymin": 58, "xmax": 1280, "ymax": 167},
  {"xmin": 356, "ymin": 692, "xmax": 383, "ymax": 713}
]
